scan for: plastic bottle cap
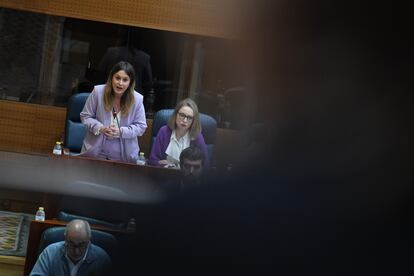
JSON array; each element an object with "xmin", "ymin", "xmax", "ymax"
[
  {"xmin": 139, "ymin": 152, "xmax": 144, "ymax": 156},
  {"xmin": 39, "ymin": 207, "xmax": 44, "ymax": 211},
  {"xmin": 56, "ymin": 141, "xmax": 61, "ymax": 145}
]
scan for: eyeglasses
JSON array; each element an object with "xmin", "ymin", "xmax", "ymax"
[
  {"xmin": 66, "ymin": 241, "xmax": 89, "ymax": 250},
  {"xmin": 177, "ymin": 112, "xmax": 194, "ymax": 122}
]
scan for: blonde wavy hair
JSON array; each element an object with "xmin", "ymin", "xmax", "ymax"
[{"xmin": 167, "ymin": 98, "xmax": 201, "ymax": 140}]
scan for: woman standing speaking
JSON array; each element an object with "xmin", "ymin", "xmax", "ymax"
[{"xmin": 80, "ymin": 61, "xmax": 147, "ymax": 163}]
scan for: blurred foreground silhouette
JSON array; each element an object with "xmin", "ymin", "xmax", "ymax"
[{"xmin": 114, "ymin": 1, "xmax": 413, "ymax": 275}]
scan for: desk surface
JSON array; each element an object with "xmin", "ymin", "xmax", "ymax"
[{"xmin": 0, "ymin": 151, "xmax": 180, "ymax": 204}]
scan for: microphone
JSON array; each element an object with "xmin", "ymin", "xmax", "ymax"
[
  {"xmin": 112, "ymin": 107, "xmax": 121, "ymax": 137},
  {"xmin": 112, "ymin": 107, "xmax": 126, "ymax": 161},
  {"xmin": 112, "ymin": 107, "xmax": 117, "ymax": 119}
]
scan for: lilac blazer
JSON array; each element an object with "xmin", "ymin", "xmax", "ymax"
[
  {"xmin": 80, "ymin": 85, "xmax": 147, "ymax": 163},
  {"xmin": 148, "ymin": 125, "xmax": 209, "ymax": 168}
]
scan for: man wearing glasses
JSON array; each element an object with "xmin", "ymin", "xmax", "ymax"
[{"xmin": 30, "ymin": 219, "xmax": 111, "ymax": 276}]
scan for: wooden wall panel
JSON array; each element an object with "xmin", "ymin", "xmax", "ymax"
[
  {"xmin": 0, "ymin": 255, "xmax": 25, "ymax": 276},
  {"xmin": 0, "ymin": 101, "xmax": 36, "ymax": 152},
  {"xmin": 0, "ymin": 100, "xmax": 66, "ymax": 154},
  {"xmin": 0, "ymin": 0, "xmax": 242, "ymax": 39},
  {"xmin": 139, "ymin": 118, "xmax": 152, "ymax": 158}
]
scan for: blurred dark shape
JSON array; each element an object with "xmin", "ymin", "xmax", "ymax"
[
  {"xmin": 222, "ymin": 86, "xmax": 250, "ymax": 129},
  {"xmin": 199, "ymin": 86, "xmax": 251, "ymax": 130},
  {"xmin": 197, "ymin": 90, "xmax": 220, "ymax": 123},
  {"xmin": 58, "ymin": 195, "xmax": 131, "ymax": 225},
  {"xmin": 144, "ymin": 88, "xmax": 156, "ymax": 117},
  {"xmin": 113, "ymin": 0, "xmax": 413, "ymax": 275},
  {"xmin": 57, "ymin": 210, "xmax": 125, "ymax": 230},
  {"xmin": 76, "ymin": 79, "xmax": 94, "ymax": 93},
  {"xmin": 96, "ymin": 27, "xmax": 153, "ymax": 95},
  {"xmin": 152, "ymin": 80, "xmax": 175, "ymax": 111}
]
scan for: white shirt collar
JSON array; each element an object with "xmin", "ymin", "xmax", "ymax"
[{"xmin": 165, "ymin": 130, "xmax": 190, "ymax": 165}]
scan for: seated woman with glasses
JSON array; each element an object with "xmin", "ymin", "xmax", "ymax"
[{"xmin": 148, "ymin": 98, "xmax": 209, "ymax": 168}]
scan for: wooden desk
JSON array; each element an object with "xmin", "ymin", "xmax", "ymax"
[
  {"xmin": 0, "ymin": 151, "xmax": 180, "ymax": 205},
  {"xmin": 0, "ymin": 151, "xmax": 176, "ymax": 275},
  {"xmin": 0, "ymin": 255, "xmax": 25, "ymax": 276}
]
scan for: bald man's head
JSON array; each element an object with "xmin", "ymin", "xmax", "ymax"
[
  {"xmin": 65, "ymin": 219, "xmax": 91, "ymax": 239},
  {"xmin": 64, "ymin": 219, "xmax": 91, "ymax": 263}
]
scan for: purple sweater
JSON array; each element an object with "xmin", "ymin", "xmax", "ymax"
[{"xmin": 149, "ymin": 125, "xmax": 209, "ymax": 168}]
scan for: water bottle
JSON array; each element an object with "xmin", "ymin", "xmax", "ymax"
[
  {"xmin": 53, "ymin": 141, "xmax": 62, "ymax": 155},
  {"xmin": 35, "ymin": 207, "xmax": 45, "ymax": 221},
  {"xmin": 136, "ymin": 152, "xmax": 146, "ymax": 165},
  {"xmin": 126, "ymin": 218, "xmax": 136, "ymax": 232}
]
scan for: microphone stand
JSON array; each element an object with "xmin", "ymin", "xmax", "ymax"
[
  {"xmin": 113, "ymin": 107, "xmax": 125, "ymax": 161},
  {"xmin": 112, "ymin": 108, "xmax": 122, "ymax": 133}
]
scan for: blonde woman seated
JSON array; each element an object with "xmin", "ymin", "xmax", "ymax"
[{"xmin": 149, "ymin": 98, "xmax": 209, "ymax": 168}]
